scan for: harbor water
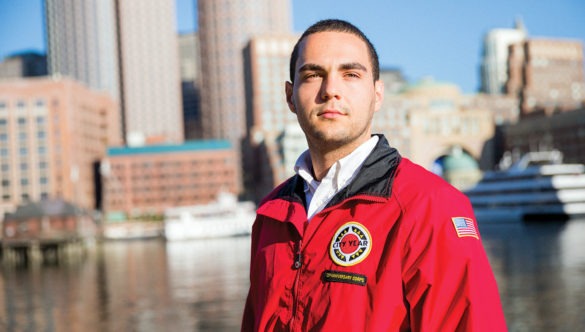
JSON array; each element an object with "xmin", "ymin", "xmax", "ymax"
[{"xmin": 1, "ymin": 218, "xmax": 585, "ymax": 331}]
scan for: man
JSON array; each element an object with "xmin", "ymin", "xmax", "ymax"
[{"xmin": 242, "ymin": 19, "xmax": 506, "ymax": 331}]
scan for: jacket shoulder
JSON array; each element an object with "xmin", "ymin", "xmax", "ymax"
[
  {"xmin": 258, "ymin": 175, "xmax": 301, "ymax": 207},
  {"xmin": 392, "ymin": 158, "xmax": 470, "ymax": 210}
]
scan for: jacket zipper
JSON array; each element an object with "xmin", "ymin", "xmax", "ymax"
[{"xmin": 290, "ymin": 239, "xmax": 303, "ymax": 329}]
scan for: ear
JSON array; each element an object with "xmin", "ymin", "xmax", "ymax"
[
  {"xmin": 285, "ymin": 81, "xmax": 295, "ymax": 113},
  {"xmin": 374, "ymin": 80, "xmax": 384, "ymax": 112}
]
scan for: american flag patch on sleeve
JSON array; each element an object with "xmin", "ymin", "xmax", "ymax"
[{"xmin": 451, "ymin": 217, "xmax": 479, "ymax": 239}]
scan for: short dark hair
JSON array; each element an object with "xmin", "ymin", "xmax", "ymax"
[{"xmin": 289, "ymin": 19, "xmax": 380, "ymax": 83}]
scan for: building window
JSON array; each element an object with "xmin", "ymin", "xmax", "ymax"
[{"xmin": 17, "ymin": 100, "xmax": 26, "ymax": 109}]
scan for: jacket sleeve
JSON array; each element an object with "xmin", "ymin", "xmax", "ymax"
[
  {"xmin": 241, "ymin": 218, "xmax": 262, "ymax": 331},
  {"xmin": 400, "ymin": 185, "xmax": 507, "ymax": 331}
]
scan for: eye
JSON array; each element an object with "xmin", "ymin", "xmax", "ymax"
[
  {"xmin": 344, "ymin": 72, "xmax": 360, "ymax": 78},
  {"xmin": 304, "ymin": 73, "xmax": 321, "ymax": 79}
]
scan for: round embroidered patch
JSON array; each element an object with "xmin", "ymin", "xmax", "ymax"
[{"xmin": 330, "ymin": 222, "xmax": 372, "ymax": 266}]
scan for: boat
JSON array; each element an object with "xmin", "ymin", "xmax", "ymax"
[
  {"xmin": 464, "ymin": 150, "xmax": 585, "ymax": 222},
  {"xmin": 102, "ymin": 221, "xmax": 164, "ymax": 241},
  {"xmin": 163, "ymin": 192, "xmax": 256, "ymax": 241}
]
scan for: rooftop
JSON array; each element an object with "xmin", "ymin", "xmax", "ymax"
[{"xmin": 107, "ymin": 140, "xmax": 232, "ymax": 156}]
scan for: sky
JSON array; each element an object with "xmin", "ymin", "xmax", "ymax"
[{"xmin": 1, "ymin": 0, "xmax": 584, "ymax": 94}]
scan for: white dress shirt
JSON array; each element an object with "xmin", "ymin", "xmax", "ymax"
[{"xmin": 294, "ymin": 136, "xmax": 379, "ymax": 221}]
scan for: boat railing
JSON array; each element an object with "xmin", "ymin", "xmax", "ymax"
[{"xmin": 508, "ymin": 150, "xmax": 563, "ymax": 171}]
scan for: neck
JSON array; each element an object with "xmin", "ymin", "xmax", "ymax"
[{"xmin": 308, "ymin": 136, "xmax": 371, "ymax": 181}]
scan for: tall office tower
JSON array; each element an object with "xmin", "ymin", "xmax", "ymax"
[
  {"xmin": 244, "ymin": 35, "xmax": 298, "ymax": 140},
  {"xmin": 117, "ymin": 0, "xmax": 183, "ymax": 144},
  {"xmin": 0, "ymin": 77, "xmax": 121, "ymax": 217},
  {"xmin": 242, "ymin": 34, "xmax": 301, "ymax": 200},
  {"xmin": 480, "ymin": 19, "xmax": 527, "ymax": 94},
  {"xmin": 197, "ymin": 0, "xmax": 292, "ymax": 142},
  {"xmin": 179, "ymin": 33, "xmax": 200, "ymax": 82},
  {"xmin": 179, "ymin": 32, "xmax": 201, "ymax": 140},
  {"xmin": 0, "ymin": 52, "xmax": 48, "ymax": 79},
  {"xmin": 45, "ymin": 0, "xmax": 120, "ymax": 102},
  {"xmin": 507, "ymin": 38, "xmax": 584, "ymax": 114}
]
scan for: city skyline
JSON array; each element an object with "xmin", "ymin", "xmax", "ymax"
[
  {"xmin": 1, "ymin": 0, "xmax": 584, "ymax": 93},
  {"xmin": 196, "ymin": 0, "xmax": 291, "ymax": 141}
]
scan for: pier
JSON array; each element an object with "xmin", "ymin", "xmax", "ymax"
[
  {"xmin": 1, "ymin": 237, "xmax": 88, "ymax": 265},
  {"xmin": 1, "ymin": 198, "xmax": 97, "ymax": 265}
]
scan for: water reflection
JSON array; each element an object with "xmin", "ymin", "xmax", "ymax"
[
  {"xmin": 0, "ymin": 237, "xmax": 250, "ymax": 331},
  {"xmin": 165, "ymin": 238, "xmax": 250, "ymax": 330},
  {"xmin": 481, "ymin": 219, "xmax": 585, "ymax": 331},
  {"xmin": 1, "ymin": 220, "xmax": 584, "ymax": 331}
]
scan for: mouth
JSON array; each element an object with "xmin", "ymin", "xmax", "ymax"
[{"xmin": 317, "ymin": 108, "xmax": 345, "ymax": 119}]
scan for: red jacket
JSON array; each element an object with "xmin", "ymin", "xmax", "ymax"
[{"xmin": 242, "ymin": 136, "xmax": 507, "ymax": 331}]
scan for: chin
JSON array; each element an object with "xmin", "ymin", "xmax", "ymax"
[{"xmin": 313, "ymin": 132, "xmax": 352, "ymax": 146}]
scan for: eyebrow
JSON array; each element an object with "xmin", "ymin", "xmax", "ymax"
[
  {"xmin": 298, "ymin": 63, "xmax": 325, "ymax": 73},
  {"xmin": 339, "ymin": 62, "xmax": 368, "ymax": 72},
  {"xmin": 298, "ymin": 62, "xmax": 368, "ymax": 73}
]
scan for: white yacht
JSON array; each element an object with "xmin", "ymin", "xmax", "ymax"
[
  {"xmin": 164, "ymin": 192, "xmax": 256, "ymax": 240},
  {"xmin": 464, "ymin": 151, "xmax": 585, "ymax": 222}
]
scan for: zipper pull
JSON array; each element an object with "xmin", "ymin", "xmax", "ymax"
[
  {"xmin": 293, "ymin": 251, "xmax": 303, "ymax": 269},
  {"xmin": 293, "ymin": 241, "xmax": 303, "ymax": 269}
]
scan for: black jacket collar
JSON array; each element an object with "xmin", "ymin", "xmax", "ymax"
[{"xmin": 275, "ymin": 134, "xmax": 401, "ymax": 207}]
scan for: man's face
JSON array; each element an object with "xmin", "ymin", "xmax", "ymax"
[{"xmin": 286, "ymin": 31, "xmax": 384, "ymax": 153}]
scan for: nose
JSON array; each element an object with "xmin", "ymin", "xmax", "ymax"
[{"xmin": 320, "ymin": 75, "xmax": 341, "ymax": 100}]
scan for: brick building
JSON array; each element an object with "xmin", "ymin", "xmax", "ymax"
[
  {"xmin": 2, "ymin": 198, "xmax": 95, "ymax": 245},
  {"xmin": 101, "ymin": 140, "xmax": 239, "ymax": 221},
  {"xmin": 503, "ymin": 107, "xmax": 585, "ymax": 165},
  {"xmin": 507, "ymin": 38, "xmax": 584, "ymax": 114},
  {"xmin": 0, "ymin": 77, "xmax": 120, "ymax": 218}
]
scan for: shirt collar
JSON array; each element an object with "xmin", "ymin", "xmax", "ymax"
[
  {"xmin": 294, "ymin": 135, "xmax": 380, "ymax": 194},
  {"xmin": 294, "ymin": 149, "xmax": 319, "ymax": 194}
]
